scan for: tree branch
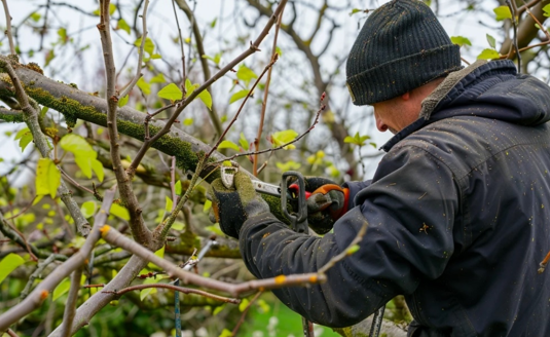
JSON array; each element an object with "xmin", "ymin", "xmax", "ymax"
[
  {"xmin": 1, "ymin": 0, "xmax": 15, "ymax": 55},
  {"xmin": 59, "ymin": 267, "xmax": 82, "ymax": 337}
]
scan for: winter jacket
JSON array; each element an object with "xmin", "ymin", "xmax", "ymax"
[{"xmin": 239, "ymin": 60, "xmax": 550, "ymax": 337}]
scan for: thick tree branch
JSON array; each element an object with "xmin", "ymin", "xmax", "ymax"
[
  {"xmin": 59, "ymin": 267, "xmax": 82, "ymax": 337},
  {"xmin": 500, "ymin": 0, "xmax": 550, "ymax": 55}
]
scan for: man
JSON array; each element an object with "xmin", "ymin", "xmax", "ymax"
[{"xmin": 210, "ymin": 0, "xmax": 550, "ymax": 335}]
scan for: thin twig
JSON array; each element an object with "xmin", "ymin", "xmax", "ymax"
[
  {"xmin": 4, "ymin": 196, "xmax": 37, "ymax": 220},
  {"xmin": 127, "ymin": 0, "xmax": 289, "ymax": 176},
  {"xmin": 6, "ymin": 329, "xmax": 19, "ymax": 337},
  {"xmin": 103, "ymin": 283, "xmax": 239, "ymax": 304},
  {"xmin": 1, "ymin": 0, "xmax": 15, "ymax": 55},
  {"xmin": 119, "ymin": 0, "xmax": 150, "ymax": 98},
  {"xmin": 253, "ymin": 8, "xmax": 285, "ymax": 176},
  {"xmin": 318, "ymin": 220, "xmax": 368, "ymax": 275},
  {"xmin": 232, "ymin": 291, "xmax": 263, "ymax": 335},
  {"xmin": 0, "ymin": 212, "xmax": 37, "ymax": 261},
  {"xmin": 20, "ymin": 255, "xmax": 57, "ymax": 300},
  {"xmin": 220, "ymin": 98, "xmax": 327, "ymax": 163},
  {"xmin": 171, "ymin": 0, "xmax": 186, "ymax": 89},
  {"xmin": 207, "ymin": 58, "xmax": 278, "ymax": 158},
  {"xmin": 100, "ymin": 224, "xmax": 326, "ymax": 297},
  {"xmin": 506, "ymin": 0, "xmax": 521, "ymax": 72},
  {"xmin": 59, "ymin": 267, "xmax": 82, "ymax": 337}
]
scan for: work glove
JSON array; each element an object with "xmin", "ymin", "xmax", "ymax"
[
  {"xmin": 209, "ymin": 171, "xmax": 270, "ymax": 239},
  {"xmin": 296, "ymin": 177, "xmax": 349, "ymax": 235}
]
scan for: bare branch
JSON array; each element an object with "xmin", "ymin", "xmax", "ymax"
[
  {"xmin": 97, "ymin": 0, "xmax": 152, "ymax": 246},
  {"xmin": 59, "ymin": 267, "xmax": 82, "ymax": 337},
  {"xmin": 20, "ymin": 255, "xmax": 57, "ymax": 300},
  {"xmin": 119, "ymin": 0, "xmax": 150, "ymax": 98},
  {"xmin": 232, "ymin": 291, "xmax": 262, "ymax": 335},
  {"xmin": 1, "ymin": 0, "xmax": 15, "ymax": 55}
]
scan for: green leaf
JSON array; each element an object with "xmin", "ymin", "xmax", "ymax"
[
  {"xmin": 0, "ymin": 253, "xmax": 25, "ymax": 285},
  {"xmin": 75, "ymin": 156, "xmax": 93, "ymax": 178},
  {"xmin": 543, "ymin": 4, "xmax": 550, "ymax": 17},
  {"xmin": 59, "ymin": 134, "xmax": 95, "ymax": 157},
  {"xmin": 349, "ymin": 8, "xmax": 362, "ymax": 16},
  {"xmin": 110, "ymin": 203, "xmax": 130, "ymax": 221},
  {"xmin": 183, "ymin": 118, "xmax": 193, "ymax": 126},
  {"xmin": 213, "ymin": 304, "xmax": 225, "ymax": 316},
  {"xmin": 30, "ymin": 12, "xmax": 41, "ymax": 22},
  {"xmin": 45, "ymin": 49, "xmax": 55, "ymax": 66},
  {"xmin": 229, "ymin": 90, "xmax": 249, "ymax": 104},
  {"xmin": 53, "ymin": 278, "xmax": 70, "ymax": 301},
  {"xmin": 134, "ymin": 36, "xmax": 155, "ymax": 56},
  {"xmin": 239, "ymin": 298, "xmax": 250, "ymax": 312},
  {"xmin": 175, "ymin": 180, "xmax": 182, "ymax": 195},
  {"xmin": 239, "ymin": 132, "xmax": 249, "ymax": 151},
  {"xmin": 137, "ymin": 77, "xmax": 151, "ymax": 95},
  {"xmin": 36, "ymin": 158, "xmax": 60, "ymax": 198},
  {"xmin": 218, "ymin": 140, "xmax": 240, "ymax": 151},
  {"xmin": 203, "ymin": 199, "xmax": 212, "ymax": 213},
  {"xmin": 57, "ymin": 28, "xmax": 67, "ymax": 45},
  {"xmin": 139, "ymin": 277, "xmax": 158, "ymax": 301},
  {"xmin": 154, "ymin": 245, "xmax": 165, "ymax": 259},
  {"xmin": 347, "ymin": 244, "xmax": 360, "ymax": 255},
  {"xmin": 150, "ymin": 53, "xmax": 162, "ymax": 60},
  {"xmin": 450, "ymin": 36, "xmax": 471, "ymax": 47},
  {"xmin": 271, "ymin": 130, "xmax": 298, "ymax": 150},
  {"xmin": 150, "ymin": 73, "xmax": 166, "ymax": 84},
  {"xmin": 158, "ymin": 83, "xmax": 183, "ymax": 101},
  {"xmin": 198, "ymin": 90, "xmax": 213, "ymax": 110},
  {"xmin": 118, "ymin": 95, "xmax": 129, "ymax": 107},
  {"xmin": 218, "ymin": 329, "xmax": 233, "ymax": 337},
  {"xmin": 117, "ymin": 18, "xmax": 131, "ymax": 35},
  {"xmin": 275, "ymin": 46, "xmax": 283, "ymax": 57},
  {"xmin": 486, "ymin": 34, "xmax": 496, "ymax": 49},
  {"xmin": 210, "ymin": 18, "xmax": 218, "ymax": 28},
  {"xmin": 184, "ymin": 79, "xmax": 196, "ymax": 98},
  {"xmin": 477, "ymin": 48, "xmax": 500, "ymax": 60},
  {"xmin": 236, "ymin": 64, "xmax": 258, "ymax": 87},
  {"xmin": 172, "ymin": 222, "xmax": 185, "ymax": 231},
  {"xmin": 91, "ymin": 159, "xmax": 104, "ymax": 182},
  {"xmin": 344, "ymin": 132, "xmax": 370, "ymax": 146},
  {"xmin": 493, "ymin": 5, "xmax": 512, "ymax": 21},
  {"xmin": 14, "ymin": 127, "xmax": 33, "ymax": 152},
  {"xmin": 276, "ymin": 161, "xmax": 301, "ymax": 173},
  {"xmin": 165, "ymin": 196, "xmax": 173, "ymax": 212},
  {"xmin": 109, "ymin": 3, "xmax": 116, "ymax": 15},
  {"xmin": 80, "ymin": 201, "xmax": 97, "ymax": 218},
  {"xmin": 205, "ymin": 223, "xmax": 224, "ymax": 236}
]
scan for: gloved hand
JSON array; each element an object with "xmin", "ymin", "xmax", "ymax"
[
  {"xmin": 298, "ymin": 177, "xmax": 349, "ymax": 235},
  {"xmin": 209, "ymin": 171, "xmax": 270, "ymax": 239}
]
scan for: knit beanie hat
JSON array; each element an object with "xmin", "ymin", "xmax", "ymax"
[{"xmin": 346, "ymin": 0, "xmax": 462, "ymax": 106}]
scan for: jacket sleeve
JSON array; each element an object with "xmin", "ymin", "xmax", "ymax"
[
  {"xmin": 239, "ymin": 144, "xmax": 459, "ymax": 328},
  {"xmin": 343, "ymin": 180, "xmax": 372, "ymax": 209}
]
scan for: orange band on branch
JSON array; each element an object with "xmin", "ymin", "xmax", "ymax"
[
  {"xmin": 274, "ymin": 275, "xmax": 286, "ymax": 284},
  {"xmin": 99, "ymin": 225, "xmax": 111, "ymax": 236},
  {"xmin": 309, "ymin": 275, "xmax": 318, "ymax": 283},
  {"xmin": 40, "ymin": 290, "xmax": 49, "ymax": 300}
]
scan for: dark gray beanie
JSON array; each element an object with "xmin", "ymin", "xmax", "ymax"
[{"xmin": 346, "ymin": 0, "xmax": 462, "ymax": 106}]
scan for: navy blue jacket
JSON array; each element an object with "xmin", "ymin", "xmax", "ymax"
[{"xmin": 239, "ymin": 60, "xmax": 550, "ymax": 336}]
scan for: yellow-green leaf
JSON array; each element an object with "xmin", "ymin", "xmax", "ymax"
[
  {"xmin": 203, "ymin": 199, "xmax": 212, "ymax": 213},
  {"xmin": 0, "ymin": 253, "xmax": 25, "ymax": 285},
  {"xmin": 109, "ymin": 3, "xmax": 116, "ymax": 15},
  {"xmin": 53, "ymin": 275, "xmax": 86, "ymax": 301},
  {"xmin": 213, "ymin": 304, "xmax": 225, "ymax": 316},
  {"xmin": 110, "ymin": 203, "xmax": 130, "ymax": 221},
  {"xmin": 118, "ymin": 95, "xmax": 129, "ymax": 107},
  {"xmin": 276, "ymin": 161, "xmax": 301, "ymax": 173},
  {"xmin": 150, "ymin": 73, "xmax": 166, "ymax": 84},
  {"xmin": 175, "ymin": 180, "xmax": 182, "ymax": 195},
  {"xmin": 218, "ymin": 329, "xmax": 233, "ymax": 337},
  {"xmin": 239, "ymin": 298, "xmax": 249, "ymax": 312},
  {"xmin": 493, "ymin": 6, "xmax": 512, "ymax": 21},
  {"xmin": 80, "ymin": 200, "xmax": 97, "ymax": 219},
  {"xmin": 137, "ymin": 77, "xmax": 151, "ymax": 95},
  {"xmin": 134, "ymin": 36, "xmax": 155, "ymax": 56},
  {"xmin": 486, "ymin": 34, "xmax": 496, "ymax": 49},
  {"xmin": 271, "ymin": 130, "xmax": 298, "ymax": 150},
  {"xmin": 183, "ymin": 118, "xmax": 193, "ymax": 126},
  {"xmin": 229, "ymin": 90, "xmax": 249, "ymax": 104},
  {"xmin": 91, "ymin": 159, "xmax": 104, "ymax": 182},
  {"xmin": 236, "ymin": 65, "xmax": 258, "ymax": 87},
  {"xmin": 347, "ymin": 244, "xmax": 360, "ymax": 255},
  {"xmin": 450, "ymin": 36, "xmax": 471, "ymax": 47},
  {"xmin": 36, "ymin": 158, "xmax": 60, "ymax": 198},
  {"xmin": 14, "ymin": 127, "xmax": 33, "ymax": 152},
  {"xmin": 218, "ymin": 140, "xmax": 240, "ymax": 151},
  {"xmin": 30, "ymin": 12, "xmax": 41, "ymax": 22},
  {"xmin": 60, "ymin": 134, "xmax": 95, "ymax": 157},
  {"xmin": 172, "ymin": 222, "xmax": 185, "ymax": 231},
  {"xmin": 165, "ymin": 196, "xmax": 173, "ymax": 212},
  {"xmin": 117, "ymin": 18, "xmax": 131, "ymax": 35},
  {"xmin": 158, "ymin": 83, "xmax": 183, "ymax": 101},
  {"xmin": 477, "ymin": 48, "xmax": 500, "ymax": 60},
  {"xmin": 75, "ymin": 156, "xmax": 93, "ymax": 178},
  {"xmin": 543, "ymin": 4, "xmax": 550, "ymax": 17},
  {"xmin": 140, "ymin": 277, "xmax": 158, "ymax": 301},
  {"xmin": 198, "ymin": 90, "xmax": 212, "ymax": 110},
  {"xmin": 239, "ymin": 132, "xmax": 249, "ymax": 150},
  {"xmin": 184, "ymin": 79, "xmax": 195, "ymax": 98}
]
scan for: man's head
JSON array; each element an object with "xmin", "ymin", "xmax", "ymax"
[{"xmin": 346, "ymin": 0, "xmax": 462, "ymax": 132}]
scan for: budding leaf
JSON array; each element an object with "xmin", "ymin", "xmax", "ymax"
[
  {"xmin": 271, "ymin": 130, "xmax": 298, "ymax": 150},
  {"xmin": 198, "ymin": 89, "xmax": 213, "ymax": 110},
  {"xmin": 239, "ymin": 132, "xmax": 249, "ymax": 151},
  {"xmin": 493, "ymin": 6, "xmax": 512, "ymax": 21},
  {"xmin": 0, "ymin": 253, "xmax": 25, "ymax": 285},
  {"xmin": 137, "ymin": 77, "xmax": 151, "ymax": 95},
  {"xmin": 110, "ymin": 203, "xmax": 130, "ymax": 221},
  {"xmin": 347, "ymin": 244, "xmax": 360, "ymax": 255},
  {"xmin": 117, "ymin": 18, "xmax": 131, "ymax": 35},
  {"xmin": 544, "ymin": 4, "xmax": 550, "ymax": 17},
  {"xmin": 450, "ymin": 36, "xmax": 471, "ymax": 47},
  {"xmin": 229, "ymin": 90, "xmax": 249, "ymax": 104},
  {"xmin": 218, "ymin": 140, "xmax": 241, "ymax": 151},
  {"xmin": 118, "ymin": 95, "xmax": 129, "ymax": 107},
  {"xmin": 477, "ymin": 48, "xmax": 500, "ymax": 60},
  {"xmin": 14, "ymin": 127, "xmax": 33, "ymax": 152},
  {"xmin": 150, "ymin": 73, "xmax": 166, "ymax": 84},
  {"xmin": 486, "ymin": 34, "xmax": 496, "ymax": 49},
  {"xmin": 158, "ymin": 83, "xmax": 183, "ymax": 101},
  {"xmin": 80, "ymin": 201, "xmax": 97, "ymax": 219},
  {"xmin": 236, "ymin": 65, "xmax": 258, "ymax": 87}
]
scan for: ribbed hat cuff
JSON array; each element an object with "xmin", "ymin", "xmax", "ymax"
[{"xmin": 346, "ymin": 44, "xmax": 462, "ymax": 106}]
